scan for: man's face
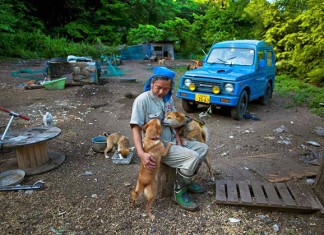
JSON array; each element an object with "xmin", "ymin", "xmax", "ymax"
[{"xmin": 151, "ymin": 79, "xmax": 172, "ymax": 99}]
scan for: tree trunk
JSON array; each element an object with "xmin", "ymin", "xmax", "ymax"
[{"xmin": 155, "ymin": 163, "xmax": 176, "ymax": 199}]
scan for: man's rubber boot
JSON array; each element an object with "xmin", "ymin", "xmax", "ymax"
[
  {"xmin": 174, "ymin": 187, "xmax": 199, "ymax": 211},
  {"xmin": 187, "ymin": 182, "xmax": 205, "ymax": 194}
]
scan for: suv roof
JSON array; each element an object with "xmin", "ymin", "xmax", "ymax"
[{"xmin": 212, "ymin": 40, "xmax": 269, "ymax": 48}]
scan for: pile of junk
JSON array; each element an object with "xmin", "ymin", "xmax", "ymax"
[{"xmin": 11, "ymin": 55, "xmax": 102, "ymax": 90}]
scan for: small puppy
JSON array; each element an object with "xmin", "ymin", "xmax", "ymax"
[
  {"xmin": 158, "ymin": 58, "xmax": 165, "ymax": 66},
  {"xmin": 103, "ymin": 132, "xmax": 132, "ymax": 159},
  {"xmin": 162, "ymin": 111, "xmax": 216, "ymax": 182},
  {"xmin": 130, "ymin": 119, "xmax": 173, "ymax": 220}
]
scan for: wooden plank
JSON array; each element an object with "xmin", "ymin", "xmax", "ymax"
[
  {"xmin": 302, "ymin": 187, "xmax": 322, "ymax": 211},
  {"xmin": 227, "ymin": 180, "xmax": 238, "ymax": 203},
  {"xmin": 238, "ymin": 181, "xmax": 253, "ymax": 203},
  {"xmin": 17, "ymin": 146, "xmax": 31, "ymax": 169},
  {"xmin": 16, "ymin": 147, "xmax": 25, "ymax": 168},
  {"xmin": 286, "ymin": 182, "xmax": 311, "ymax": 208},
  {"xmin": 28, "ymin": 145, "xmax": 37, "ymax": 168},
  {"xmin": 34, "ymin": 143, "xmax": 43, "ymax": 166},
  {"xmin": 313, "ymin": 197, "xmax": 324, "ymax": 215},
  {"xmin": 215, "ymin": 180, "xmax": 227, "ymax": 202},
  {"xmin": 39, "ymin": 142, "xmax": 49, "ymax": 164},
  {"xmin": 251, "ymin": 181, "xmax": 268, "ymax": 205},
  {"xmin": 275, "ymin": 182, "xmax": 296, "ymax": 207},
  {"xmin": 215, "ymin": 180, "xmax": 320, "ymax": 213},
  {"xmin": 262, "ymin": 182, "xmax": 282, "ymax": 206}
]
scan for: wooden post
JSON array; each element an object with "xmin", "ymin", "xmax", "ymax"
[
  {"xmin": 315, "ymin": 156, "xmax": 324, "ymax": 202},
  {"xmin": 156, "ymin": 163, "xmax": 176, "ymax": 199}
]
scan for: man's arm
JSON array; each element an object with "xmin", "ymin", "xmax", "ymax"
[{"xmin": 131, "ymin": 124, "xmax": 156, "ymax": 170}]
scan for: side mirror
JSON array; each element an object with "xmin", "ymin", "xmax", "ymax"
[{"xmin": 258, "ymin": 59, "xmax": 266, "ymax": 69}]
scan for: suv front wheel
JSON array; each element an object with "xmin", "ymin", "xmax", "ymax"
[{"xmin": 231, "ymin": 90, "xmax": 248, "ymax": 120}]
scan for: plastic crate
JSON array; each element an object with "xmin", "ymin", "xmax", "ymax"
[{"xmin": 43, "ymin": 77, "xmax": 66, "ymax": 90}]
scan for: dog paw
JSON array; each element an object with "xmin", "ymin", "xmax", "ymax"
[{"xmin": 105, "ymin": 155, "xmax": 109, "ymax": 159}]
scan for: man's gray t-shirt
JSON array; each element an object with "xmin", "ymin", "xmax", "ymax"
[{"xmin": 130, "ymin": 90, "xmax": 176, "ymax": 142}]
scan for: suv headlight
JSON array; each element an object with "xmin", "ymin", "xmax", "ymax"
[
  {"xmin": 184, "ymin": 79, "xmax": 192, "ymax": 88},
  {"xmin": 224, "ymin": 83, "xmax": 234, "ymax": 93}
]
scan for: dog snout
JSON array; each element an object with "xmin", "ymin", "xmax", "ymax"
[{"xmin": 161, "ymin": 119, "xmax": 170, "ymax": 126}]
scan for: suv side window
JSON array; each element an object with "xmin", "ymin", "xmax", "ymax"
[
  {"xmin": 257, "ymin": 50, "xmax": 265, "ymax": 69},
  {"xmin": 258, "ymin": 51, "xmax": 264, "ymax": 60},
  {"xmin": 266, "ymin": 51, "xmax": 273, "ymax": 66}
]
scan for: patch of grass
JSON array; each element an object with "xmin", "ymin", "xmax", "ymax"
[
  {"xmin": 275, "ymin": 75, "xmax": 324, "ymax": 117},
  {"xmin": 172, "ymin": 65, "xmax": 187, "ymax": 90}
]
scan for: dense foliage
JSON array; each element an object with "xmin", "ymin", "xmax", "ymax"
[{"xmin": 0, "ymin": 0, "xmax": 323, "ymax": 87}]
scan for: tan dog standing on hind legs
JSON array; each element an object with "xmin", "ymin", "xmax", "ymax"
[
  {"xmin": 130, "ymin": 119, "xmax": 173, "ymax": 220},
  {"xmin": 103, "ymin": 132, "xmax": 133, "ymax": 159},
  {"xmin": 162, "ymin": 111, "xmax": 216, "ymax": 182}
]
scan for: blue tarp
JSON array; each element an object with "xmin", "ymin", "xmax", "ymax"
[{"xmin": 121, "ymin": 44, "xmax": 152, "ymax": 60}]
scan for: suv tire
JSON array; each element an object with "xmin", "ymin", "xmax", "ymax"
[
  {"xmin": 231, "ymin": 90, "xmax": 248, "ymax": 120},
  {"xmin": 260, "ymin": 82, "xmax": 272, "ymax": 105}
]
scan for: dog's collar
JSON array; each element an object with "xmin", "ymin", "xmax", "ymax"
[{"xmin": 185, "ymin": 115, "xmax": 193, "ymax": 124}]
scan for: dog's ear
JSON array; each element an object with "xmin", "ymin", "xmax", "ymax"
[
  {"xmin": 119, "ymin": 149, "xmax": 130, "ymax": 157},
  {"xmin": 143, "ymin": 123, "xmax": 148, "ymax": 131}
]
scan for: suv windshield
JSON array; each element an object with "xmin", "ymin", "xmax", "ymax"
[{"xmin": 207, "ymin": 48, "xmax": 255, "ymax": 66}]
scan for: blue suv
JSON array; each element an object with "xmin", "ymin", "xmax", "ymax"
[{"xmin": 176, "ymin": 40, "xmax": 276, "ymax": 120}]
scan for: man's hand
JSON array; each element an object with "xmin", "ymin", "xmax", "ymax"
[
  {"xmin": 139, "ymin": 152, "xmax": 156, "ymax": 170},
  {"xmin": 132, "ymin": 124, "xmax": 156, "ymax": 170}
]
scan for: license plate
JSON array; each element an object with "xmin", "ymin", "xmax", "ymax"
[{"xmin": 195, "ymin": 94, "xmax": 210, "ymax": 104}]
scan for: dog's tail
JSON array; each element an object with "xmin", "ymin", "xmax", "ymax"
[
  {"xmin": 202, "ymin": 126, "xmax": 209, "ymax": 143},
  {"xmin": 103, "ymin": 132, "xmax": 111, "ymax": 137}
]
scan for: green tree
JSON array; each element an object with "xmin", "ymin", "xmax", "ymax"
[
  {"xmin": 127, "ymin": 0, "xmax": 178, "ymax": 26},
  {"xmin": 264, "ymin": 0, "xmax": 323, "ymax": 86},
  {"xmin": 126, "ymin": 24, "xmax": 163, "ymax": 45},
  {"xmin": 244, "ymin": 0, "xmax": 272, "ymax": 39},
  {"xmin": 189, "ymin": 0, "xmax": 253, "ymax": 54},
  {"xmin": 159, "ymin": 18, "xmax": 191, "ymax": 51}
]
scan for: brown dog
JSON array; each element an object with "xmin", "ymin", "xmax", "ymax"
[
  {"xmin": 103, "ymin": 132, "xmax": 132, "ymax": 159},
  {"xmin": 130, "ymin": 119, "xmax": 173, "ymax": 220},
  {"xmin": 158, "ymin": 58, "xmax": 165, "ymax": 66},
  {"xmin": 186, "ymin": 60, "xmax": 203, "ymax": 70},
  {"xmin": 162, "ymin": 111, "xmax": 216, "ymax": 182}
]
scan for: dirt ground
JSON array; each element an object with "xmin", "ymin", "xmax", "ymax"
[{"xmin": 0, "ymin": 59, "xmax": 324, "ymax": 234}]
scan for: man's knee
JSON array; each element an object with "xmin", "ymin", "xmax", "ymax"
[{"xmin": 197, "ymin": 142, "xmax": 209, "ymax": 160}]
